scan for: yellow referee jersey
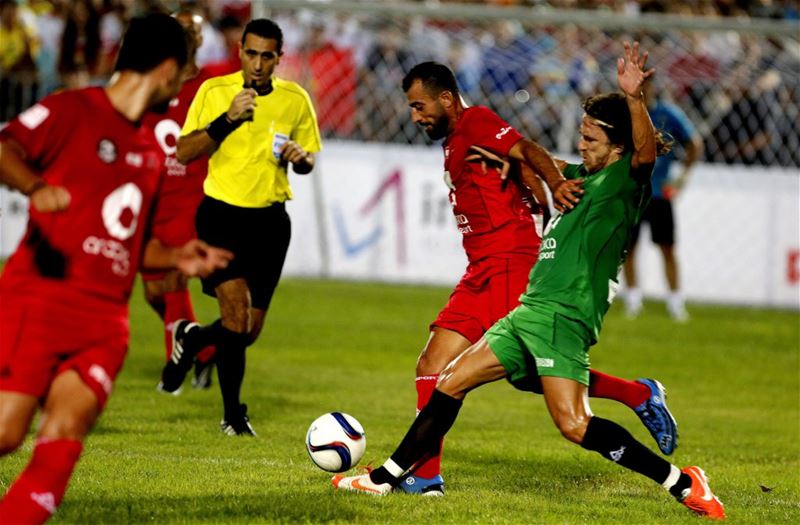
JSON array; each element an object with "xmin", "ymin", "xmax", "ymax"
[{"xmin": 182, "ymin": 72, "xmax": 322, "ymax": 208}]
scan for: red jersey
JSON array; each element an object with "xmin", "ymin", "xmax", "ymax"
[
  {"xmin": 442, "ymin": 106, "xmax": 540, "ymax": 262},
  {"xmin": 141, "ymin": 69, "xmax": 212, "ymax": 245},
  {"xmin": 0, "ymin": 88, "xmax": 165, "ymax": 315}
]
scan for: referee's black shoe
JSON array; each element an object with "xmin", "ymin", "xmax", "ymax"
[{"xmin": 157, "ymin": 319, "xmax": 199, "ymax": 394}]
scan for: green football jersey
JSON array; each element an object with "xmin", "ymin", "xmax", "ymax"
[{"xmin": 520, "ymin": 153, "xmax": 650, "ymax": 343}]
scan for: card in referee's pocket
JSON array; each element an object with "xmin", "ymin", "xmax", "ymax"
[{"xmin": 272, "ymin": 133, "xmax": 289, "ymax": 159}]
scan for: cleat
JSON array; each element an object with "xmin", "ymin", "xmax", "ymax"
[
  {"xmin": 332, "ymin": 473, "xmax": 392, "ymax": 496},
  {"xmin": 158, "ymin": 320, "xmax": 198, "ymax": 393},
  {"xmin": 191, "ymin": 359, "xmax": 214, "ymax": 389},
  {"xmin": 156, "ymin": 381, "xmax": 182, "ymax": 396},
  {"xmin": 679, "ymin": 466, "xmax": 726, "ymax": 520},
  {"xmin": 634, "ymin": 378, "xmax": 678, "ymax": 455},
  {"xmin": 220, "ymin": 404, "xmax": 257, "ymax": 436},
  {"xmin": 396, "ymin": 474, "xmax": 444, "ymax": 496}
]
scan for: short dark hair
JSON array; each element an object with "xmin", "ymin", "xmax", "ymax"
[
  {"xmin": 115, "ymin": 13, "xmax": 189, "ymax": 73},
  {"xmin": 242, "ymin": 18, "xmax": 283, "ymax": 53},
  {"xmin": 402, "ymin": 61, "xmax": 459, "ymax": 97}
]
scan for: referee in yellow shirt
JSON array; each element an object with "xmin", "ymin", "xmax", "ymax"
[{"xmin": 159, "ymin": 18, "xmax": 322, "ymax": 435}]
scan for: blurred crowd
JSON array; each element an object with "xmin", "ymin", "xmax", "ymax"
[{"xmin": 1, "ymin": 0, "xmax": 798, "ymax": 166}]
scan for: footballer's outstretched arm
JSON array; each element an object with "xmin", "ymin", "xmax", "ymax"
[
  {"xmin": 176, "ymin": 129, "xmax": 218, "ymax": 164},
  {"xmin": 142, "ymin": 238, "xmax": 232, "ymax": 278},
  {"xmin": 0, "ymin": 139, "xmax": 70, "ymax": 212},
  {"xmin": 508, "ymin": 139, "xmax": 583, "ymax": 211},
  {"xmin": 618, "ymin": 41, "xmax": 656, "ymax": 169}
]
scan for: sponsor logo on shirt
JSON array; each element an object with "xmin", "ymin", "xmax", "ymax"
[
  {"xmin": 538, "ymin": 237, "xmax": 557, "ymax": 260},
  {"xmin": 455, "ymin": 213, "xmax": 472, "ymax": 234},
  {"xmin": 82, "ymin": 236, "xmax": 131, "ymax": 276},
  {"xmin": 18, "ymin": 104, "xmax": 50, "ymax": 130},
  {"xmin": 495, "ymin": 126, "xmax": 512, "ymax": 140},
  {"xmin": 97, "ymin": 139, "xmax": 117, "ymax": 164}
]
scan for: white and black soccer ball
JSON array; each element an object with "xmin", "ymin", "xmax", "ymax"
[{"xmin": 305, "ymin": 412, "xmax": 366, "ymax": 473}]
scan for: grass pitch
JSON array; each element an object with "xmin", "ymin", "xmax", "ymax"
[{"xmin": 1, "ymin": 278, "xmax": 798, "ymax": 524}]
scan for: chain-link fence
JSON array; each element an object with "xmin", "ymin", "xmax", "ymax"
[{"xmin": 255, "ymin": 0, "xmax": 800, "ymax": 167}]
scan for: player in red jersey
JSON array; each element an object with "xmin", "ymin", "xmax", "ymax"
[
  {"xmin": 0, "ymin": 15, "xmax": 231, "ymax": 524},
  {"xmin": 143, "ymin": 10, "xmax": 217, "ymax": 391},
  {"xmin": 396, "ymin": 62, "xmax": 678, "ymax": 496}
]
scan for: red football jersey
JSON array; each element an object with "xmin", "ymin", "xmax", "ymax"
[
  {"xmin": 142, "ymin": 69, "xmax": 211, "ymax": 245},
  {"xmin": 0, "ymin": 87, "xmax": 165, "ymax": 313},
  {"xmin": 442, "ymin": 106, "xmax": 541, "ymax": 262}
]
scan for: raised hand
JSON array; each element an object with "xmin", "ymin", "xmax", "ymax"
[{"xmin": 617, "ymin": 41, "xmax": 655, "ymax": 98}]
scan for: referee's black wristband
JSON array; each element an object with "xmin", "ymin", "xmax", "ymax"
[{"xmin": 206, "ymin": 112, "xmax": 242, "ymax": 143}]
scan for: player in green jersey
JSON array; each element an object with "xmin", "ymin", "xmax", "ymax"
[{"xmin": 332, "ymin": 41, "xmax": 725, "ymax": 520}]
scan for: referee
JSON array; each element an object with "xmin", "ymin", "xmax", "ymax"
[{"xmin": 159, "ymin": 18, "xmax": 321, "ymax": 435}]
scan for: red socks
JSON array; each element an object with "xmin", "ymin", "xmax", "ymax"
[
  {"xmin": 414, "ymin": 375, "xmax": 442, "ymax": 479},
  {"xmin": 163, "ymin": 290, "xmax": 196, "ymax": 361},
  {"xmin": 0, "ymin": 438, "xmax": 83, "ymax": 524},
  {"xmin": 588, "ymin": 370, "xmax": 649, "ymax": 409}
]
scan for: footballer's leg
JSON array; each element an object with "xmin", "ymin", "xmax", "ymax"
[
  {"xmin": 334, "ymin": 339, "xmax": 506, "ymax": 494},
  {"xmin": 145, "ymin": 271, "xmax": 194, "ymax": 361},
  {"xmin": 0, "ymin": 392, "xmax": 38, "ymax": 455},
  {"xmin": 397, "ymin": 327, "xmax": 472, "ymax": 495},
  {"xmin": 541, "ymin": 376, "xmax": 724, "ymax": 519},
  {"xmin": 0, "ymin": 371, "xmax": 97, "ymax": 523}
]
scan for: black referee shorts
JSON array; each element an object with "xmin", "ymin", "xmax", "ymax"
[
  {"xmin": 195, "ymin": 196, "xmax": 291, "ymax": 310},
  {"xmin": 630, "ymin": 197, "xmax": 675, "ymax": 247}
]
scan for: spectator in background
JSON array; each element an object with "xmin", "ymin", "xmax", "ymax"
[
  {"xmin": 203, "ymin": 14, "xmax": 243, "ymax": 76},
  {"xmin": 361, "ymin": 20, "xmax": 421, "ymax": 141},
  {"xmin": 194, "ymin": 2, "xmax": 227, "ymax": 67},
  {"xmin": 481, "ymin": 20, "xmax": 553, "ymax": 95},
  {"xmin": 624, "ymin": 76, "xmax": 703, "ymax": 321},
  {"xmin": 98, "ymin": 0, "xmax": 127, "ymax": 78},
  {"xmin": 296, "ymin": 18, "xmax": 357, "ymax": 136},
  {"xmin": 30, "ymin": 0, "xmax": 65, "ymax": 98},
  {"xmin": 58, "ymin": 0, "xmax": 101, "ymax": 89},
  {"xmin": 0, "ymin": 0, "xmax": 39, "ymax": 121}
]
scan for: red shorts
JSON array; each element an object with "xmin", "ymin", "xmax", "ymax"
[
  {"xmin": 431, "ymin": 255, "xmax": 536, "ymax": 343},
  {"xmin": 141, "ymin": 191, "xmax": 203, "ymax": 282},
  {"xmin": 0, "ymin": 294, "xmax": 129, "ymax": 409}
]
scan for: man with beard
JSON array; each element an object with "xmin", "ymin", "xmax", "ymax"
[
  {"xmin": 0, "ymin": 14, "xmax": 231, "ymax": 523},
  {"xmin": 332, "ymin": 42, "xmax": 724, "ymax": 521},
  {"xmin": 383, "ymin": 61, "xmax": 678, "ymax": 496}
]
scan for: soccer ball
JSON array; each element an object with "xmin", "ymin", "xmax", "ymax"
[{"xmin": 305, "ymin": 412, "xmax": 366, "ymax": 473}]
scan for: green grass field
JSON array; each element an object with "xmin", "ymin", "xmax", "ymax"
[{"xmin": 1, "ymin": 278, "xmax": 798, "ymax": 524}]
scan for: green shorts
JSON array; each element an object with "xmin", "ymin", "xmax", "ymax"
[{"xmin": 485, "ymin": 304, "xmax": 591, "ymax": 386}]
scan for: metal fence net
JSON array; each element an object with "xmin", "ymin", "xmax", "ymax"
[{"xmin": 256, "ymin": 1, "xmax": 799, "ymax": 167}]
